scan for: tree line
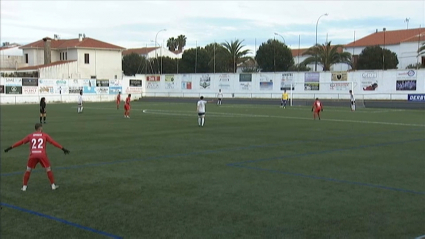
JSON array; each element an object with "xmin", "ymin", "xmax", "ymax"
[{"xmin": 123, "ymin": 35, "xmax": 425, "ymax": 76}]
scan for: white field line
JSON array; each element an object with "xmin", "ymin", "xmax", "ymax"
[
  {"xmin": 75, "ymin": 106, "xmax": 425, "ymax": 128},
  {"xmin": 415, "ymin": 235, "xmax": 425, "ymax": 239}
]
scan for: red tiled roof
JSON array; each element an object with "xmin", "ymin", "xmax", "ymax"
[
  {"xmin": 0, "ymin": 46, "xmax": 20, "ymax": 51},
  {"xmin": 20, "ymin": 37, "xmax": 125, "ymax": 50},
  {"xmin": 291, "ymin": 48, "xmax": 309, "ymax": 57},
  {"xmin": 17, "ymin": 60, "xmax": 76, "ymax": 71},
  {"xmin": 122, "ymin": 47, "xmax": 159, "ymax": 56},
  {"xmin": 345, "ymin": 28, "xmax": 425, "ymax": 47}
]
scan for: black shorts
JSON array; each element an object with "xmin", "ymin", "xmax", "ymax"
[
  {"xmin": 198, "ymin": 112, "xmax": 205, "ymax": 116},
  {"xmin": 40, "ymin": 108, "xmax": 46, "ymax": 114},
  {"xmin": 218, "ymin": 98, "xmax": 222, "ymax": 101},
  {"xmin": 351, "ymin": 101, "xmax": 355, "ymax": 105}
]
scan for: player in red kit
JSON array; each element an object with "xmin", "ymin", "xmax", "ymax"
[
  {"xmin": 124, "ymin": 94, "xmax": 131, "ymax": 118},
  {"xmin": 116, "ymin": 92, "xmax": 121, "ymax": 110},
  {"xmin": 3, "ymin": 123, "xmax": 70, "ymax": 191},
  {"xmin": 311, "ymin": 98, "xmax": 323, "ymax": 120}
]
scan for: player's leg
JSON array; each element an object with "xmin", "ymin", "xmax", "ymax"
[
  {"xmin": 280, "ymin": 99, "xmax": 283, "ymax": 108},
  {"xmin": 39, "ymin": 112, "xmax": 43, "ymax": 123},
  {"xmin": 317, "ymin": 109, "xmax": 321, "ymax": 120},
  {"xmin": 283, "ymin": 100, "xmax": 287, "ymax": 108},
  {"xmin": 197, "ymin": 113, "xmax": 201, "ymax": 126},
  {"xmin": 41, "ymin": 158, "xmax": 58, "ymax": 190},
  {"xmin": 201, "ymin": 114, "xmax": 205, "ymax": 126},
  {"xmin": 22, "ymin": 158, "xmax": 37, "ymax": 191},
  {"xmin": 127, "ymin": 107, "xmax": 131, "ymax": 118},
  {"xmin": 43, "ymin": 113, "xmax": 46, "ymax": 124}
]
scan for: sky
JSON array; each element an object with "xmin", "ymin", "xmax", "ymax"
[{"xmin": 1, "ymin": 0, "xmax": 425, "ymax": 56}]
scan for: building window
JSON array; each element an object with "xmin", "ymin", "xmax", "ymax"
[
  {"xmin": 65, "ymin": 52, "xmax": 67, "ymax": 60},
  {"xmin": 90, "ymin": 75, "xmax": 96, "ymax": 79},
  {"xmin": 25, "ymin": 53, "xmax": 28, "ymax": 64},
  {"xmin": 422, "ymin": 57, "xmax": 425, "ymax": 66},
  {"xmin": 115, "ymin": 75, "xmax": 117, "ymax": 79},
  {"xmin": 60, "ymin": 52, "xmax": 63, "ymax": 61},
  {"xmin": 84, "ymin": 53, "xmax": 89, "ymax": 64}
]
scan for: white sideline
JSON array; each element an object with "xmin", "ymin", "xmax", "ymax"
[{"xmin": 78, "ymin": 106, "xmax": 425, "ymax": 127}]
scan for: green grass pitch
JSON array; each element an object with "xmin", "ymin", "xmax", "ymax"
[{"xmin": 1, "ymin": 100, "xmax": 424, "ymax": 239}]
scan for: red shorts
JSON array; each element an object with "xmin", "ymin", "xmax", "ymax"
[
  {"xmin": 116, "ymin": 101, "xmax": 120, "ymax": 105},
  {"xmin": 315, "ymin": 108, "xmax": 321, "ymax": 113},
  {"xmin": 27, "ymin": 156, "xmax": 51, "ymax": 168},
  {"xmin": 124, "ymin": 104, "xmax": 130, "ymax": 111}
]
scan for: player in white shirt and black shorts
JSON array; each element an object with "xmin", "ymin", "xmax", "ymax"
[
  {"xmin": 77, "ymin": 90, "xmax": 84, "ymax": 113},
  {"xmin": 197, "ymin": 96, "xmax": 213, "ymax": 127},
  {"xmin": 349, "ymin": 90, "xmax": 355, "ymax": 111},
  {"xmin": 217, "ymin": 89, "xmax": 223, "ymax": 105}
]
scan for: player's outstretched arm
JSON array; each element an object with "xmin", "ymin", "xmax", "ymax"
[
  {"xmin": 46, "ymin": 135, "xmax": 70, "ymax": 154},
  {"xmin": 4, "ymin": 137, "xmax": 29, "ymax": 152}
]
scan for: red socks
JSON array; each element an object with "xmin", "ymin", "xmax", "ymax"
[
  {"xmin": 47, "ymin": 171, "xmax": 55, "ymax": 184},
  {"xmin": 23, "ymin": 171, "xmax": 31, "ymax": 186}
]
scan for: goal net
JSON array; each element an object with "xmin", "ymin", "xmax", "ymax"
[{"xmin": 287, "ymin": 81, "xmax": 365, "ymax": 109}]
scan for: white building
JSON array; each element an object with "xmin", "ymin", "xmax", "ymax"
[
  {"xmin": 17, "ymin": 34, "xmax": 125, "ymax": 79},
  {"xmin": 0, "ymin": 42, "xmax": 25, "ymax": 71},
  {"xmin": 344, "ymin": 27, "xmax": 425, "ymax": 70},
  {"xmin": 123, "ymin": 46, "xmax": 182, "ymax": 59}
]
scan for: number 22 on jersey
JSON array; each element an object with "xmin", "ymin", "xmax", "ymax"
[{"xmin": 31, "ymin": 138, "xmax": 44, "ymax": 149}]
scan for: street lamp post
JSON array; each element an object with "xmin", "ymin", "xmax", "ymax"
[
  {"xmin": 155, "ymin": 29, "xmax": 166, "ymax": 73},
  {"xmin": 315, "ymin": 13, "xmax": 328, "ymax": 71},
  {"xmin": 383, "ymin": 28, "xmax": 386, "ymax": 70},
  {"xmin": 274, "ymin": 33, "xmax": 285, "ymax": 44}
]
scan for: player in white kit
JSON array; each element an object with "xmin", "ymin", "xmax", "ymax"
[
  {"xmin": 77, "ymin": 90, "xmax": 84, "ymax": 113},
  {"xmin": 197, "ymin": 96, "xmax": 213, "ymax": 127},
  {"xmin": 349, "ymin": 90, "xmax": 355, "ymax": 111},
  {"xmin": 217, "ymin": 89, "xmax": 223, "ymax": 105}
]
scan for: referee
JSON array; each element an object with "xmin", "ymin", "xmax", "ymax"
[{"xmin": 40, "ymin": 97, "xmax": 47, "ymax": 124}]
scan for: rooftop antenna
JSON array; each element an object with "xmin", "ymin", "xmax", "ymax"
[{"xmin": 405, "ymin": 18, "xmax": 410, "ymax": 29}]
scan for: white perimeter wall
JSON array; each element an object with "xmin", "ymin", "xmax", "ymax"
[{"xmin": 1, "ymin": 69, "xmax": 424, "ymax": 104}]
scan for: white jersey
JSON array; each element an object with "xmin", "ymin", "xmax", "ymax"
[
  {"xmin": 197, "ymin": 100, "xmax": 207, "ymax": 113},
  {"xmin": 217, "ymin": 93, "xmax": 223, "ymax": 98},
  {"xmin": 78, "ymin": 95, "xmax": 83, "ymax": 104},
  {"xmin": 350, "ymin": 94, "xmax": 355, "ymax": 102}
]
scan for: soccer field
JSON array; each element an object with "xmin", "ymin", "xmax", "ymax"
[{"xmin": 1, "ymin": 101, "xmax": 424, "ymax": 239}]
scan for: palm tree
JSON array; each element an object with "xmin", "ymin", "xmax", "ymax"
[
  {"xmin": 221, "ymin": 39, "xmax": 251, "ymax": 73},
  {"xmin": 176, "ymin": 35, "xmax": 187, "ymax": 52},
  {"xmin": 167, "ymin": 37, "xmax": 177, "ymax": 51},
  {"xmin": 301, "ymin": 41, "xmax": 352, "ymax": 71}
]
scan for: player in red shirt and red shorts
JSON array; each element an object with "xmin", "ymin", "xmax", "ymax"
[
  {"xmin": 311, "ymin": 98, "xmax": 323, "ymax": 120},
  {"xmin": 4, "ymin": 123, "xmax": 70, "ymax": 191},
  {"xmin": 124, "ymin": 94, "xmax": 131, "ymax": 118},
  {"xmin": 116, "ymin": 92, "xmax": 121, "ymax": 110}
]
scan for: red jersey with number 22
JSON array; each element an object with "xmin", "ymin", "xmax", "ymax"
[{"xmin": 12, "ymin": 132, "xmax": 63, "ymax": 157}]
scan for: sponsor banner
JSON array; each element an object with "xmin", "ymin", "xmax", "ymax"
[
  {"xmin": 109, "ymin": 79, "xmax": 121, "ymax": 86},
  {"xmin": 55, "ymin": 86, "xmax": 69, "ymax": 94},
  {"xmin": 396, "ymin": 70, "xmax": 416, "ymax": 80},
  {"xmin": 96, "ymin": 87, "xmax": 109, "ymax": 94},
  {"xmin": 331, "ymin": 72, "xmax": 347, "ymax": 81},
  {"xmin": 22, "ymin": 86, "xmax": 38, "ymax": 94},
  {"xmin": 330, "ymin": 82, "xmax": 351, "ymax": 91},
  {"xmin": 362, "ymin": 80, "xmax": 378, "ymax": 91},
  {"xmin": 126, "ymin": 87, "xmax": 142, "ymax": 94},
  {"xmin": 146, "ymin": 75, "xmax": 160, "ymax": 82},
  {"xmin": 408, "ymin": 94, "xmax": 425, "ymax": 102},
  {"xmin": 69, "ymin": 86, "xmax": 83, "ymax": 94},
  {"xmin": 218, "ymin": 74, "xmax": 231, "ymax": 90},
  {"xmin": 39, "ymin": 86, "xmax": 54, "ymax": 94},
  {"xmin": 6, "ymin": 86, "xmax": 22, "ymax": 94},
  {"xmin": 199, "ymin": 74, "xmax": 211, "ymax": 89},
  {"xmin": 165, "ymin": 75, "xmax": 175, "ymax": 89},
  {"xmin": 0, "ymin": 85, "xmax": 4, "ymax": 94},
  {"xmin": 146, "ymin": 75, "xmax": 160, "ymax": 89},
  {"xmin": 240, "ymin": 82, "xmax": 252, "ymax": 91},
  {"xmin": 4, "ymin": 78, "xmax": 22, "ymax": 86},
  {"xmin": 396, "ymin": 80, "xmax": 416, "ymax": 91},
  {"xmin": 181, "ymin": 74, "xmax": 192, "ymax": 90},
  {"xmin": 39, "ymin": 79, "xmax": 55, "ymax": 86},
  {"xmin": 304, "ymin": 72, "xmax": 320, "ymax": 91},
  {"xmin": 260, "ymin": 74, "xmax": 273, "ymax": 91},
  {"xmin": 281, "ymin": 73, "xmax": 294, "ymax": 90},
  {"xmin": 22, "ymin": 78, "xmax": 39, "ymax": 86},
  {"xmin": 239, "ymin": 73, "xmax": 252, "ymax": 82},
  {"xmin": 109, "ymin": 86, "xmax": 122, "ymax": 95},
  {"xmin": 129, "ymin": 79, "xmax": 142, "ymax": 87},
  {"xmin": 260, "ymin": 82, "xmax": 273, "ymax": 90},
  {"xmin": 361, "ymin": 72, "xmax": 378, "ymax": 79},
  {"xmin": 82, "ymin": 79, "xmax": 96, "ymax": 93},
  {"xmin": 96, "ymin": 79, "xmax": 109, "ymax": 87},
  {"xmin": 55, "ymin": 79, "xmax": 68, "ymax": 86}
]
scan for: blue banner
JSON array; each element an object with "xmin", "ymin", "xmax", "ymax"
[
  {"xmin": 408, "ymin": 94, "xmax": 425, "ymax": 102},
  {"xmin": 109, "ymin": 86, "xmax": 122, "ymax": 95}
]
